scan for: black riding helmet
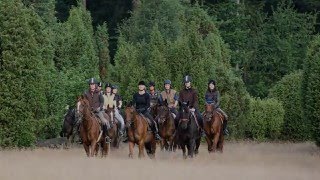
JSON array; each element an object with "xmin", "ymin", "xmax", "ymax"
[
  {"xmin": 138, "ymin": 81, "xmax": 146, "ymax": 86},
  {"xmin": 105, "ymin": 82, "xmax": 112, "ymax": 89},
  {"xmin": 149, "ymin": 81, "xmax": 155, "ymax": 87}
]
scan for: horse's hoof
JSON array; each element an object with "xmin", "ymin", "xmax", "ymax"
[
  {"xmin": 183, "ymin": 155, "xmax": 187, "ymax": 159},
  {"xmin": 128, "ymin": 154, "xmax": 133, "ymax": 159}
]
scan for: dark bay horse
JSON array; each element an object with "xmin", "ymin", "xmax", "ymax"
[
  {"xmin": 176, "ymin": 102, "xmax": 201, "ymax": 159},
  {"xmin": 156, "ymin": 100, "xmax": 175, "ymax": 151},
  {"xmin": 60, "ymin": 107, "xmax": 76, "ymax": 146},
  {"xmin": 104, "ymin": 105, "xmax": 121, "ymax": 149},
  {"xmin": 77, "ymin": 95, "xmax": 108, "ymax": 157},
  {"xmin": 125, "ymin": 104, "xmax": 156, "ymax": 159},
  {"xmin": 203, "ymin": 103, "xmax": 224, "ymax": 153}
]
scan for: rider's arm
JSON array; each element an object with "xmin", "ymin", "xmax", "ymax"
[
  {"xmin": 214, "ymin": 91, "xmax": 220, "ymax": 109},
  {"xmin": 193, "ymin": 90, "xmax": 199, "ymax": 109},
  {"xmin": 174, "ymin": 92, "xmax": 179, "ymax": 108}
]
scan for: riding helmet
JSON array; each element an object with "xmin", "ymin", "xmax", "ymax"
[
  {"xmin": 164, "ymin": 79, "xmax": 171, "ymax": 85},
  {"xmin": 105, "ymin": 82, "xmax": 112, "ymax": 88},
  {"xmin": 208, "ymin": 79, "xmax": 216, "ymax": 86},
  {"xmin": 138, "ymin": 81, "xmax": 146, "ymax": 86},
  {"xmin": 183, "ymin": 75, "xmax": 192, "ymax": 83},
  {"xmin": 88, "ymin": 78, "xmax": 97, "ymax": 84},
  {"xmin": 149, "ymin": 81, "xmax": 155, "ymax": 87},
  {"xmin": 97, "ymin": 82, "xmax": 103, "ymax": 87}
]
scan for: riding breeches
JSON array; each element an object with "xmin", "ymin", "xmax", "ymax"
[
  {"xmin": 96, "ymin": 111, "xmax": 111, "ymax": 129},
  {"xmin": 114, "ymin": 109, "xmax": 125, "ymax": 131}
]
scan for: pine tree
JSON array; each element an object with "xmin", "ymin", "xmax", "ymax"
[
  {"xmin": 302, "ymin": 35, "xmax": 320, "ymax": 147},
  {"xmin": 0, "ymin": 0, "xmax": 49, "ymax": 147},
  {"xmin": 95, "ymin": 22, "xmax": 110, "ymax": 82}
]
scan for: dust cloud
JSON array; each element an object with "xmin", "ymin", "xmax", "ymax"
[{"xmin": 0, "ymin": 142, "xmax": 319, "ymax": 180}]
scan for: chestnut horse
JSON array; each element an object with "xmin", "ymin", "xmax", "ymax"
[
  {"xmin": 125, "ymin": 104, "xmax": 156, "ymax": 159},
  {"xmin": 176, "ymin": 102, "xmax": 201, "ymax": 159},
  {"xmin": 156, "ymin": 100, "xmax": 175, "ymax": 151},
  {"xmin": 203, "ymin": 103, "xmax": 224, "ymax": 153},
  {"xmin": 76, "ymin": 95, "xmax": 108, "ymax": 157},
  {"xmin": 104, "ymin": 105, "xmax": 121, "ymax": 149}
]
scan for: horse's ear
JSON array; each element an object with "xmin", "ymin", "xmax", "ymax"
[
  {"xmin": 126, "ymin": 101, "xmax": 133, "ymax": 107},
  {"xmin": 187, "ymin": 101, "xmax": 190, "ymax": 107}
]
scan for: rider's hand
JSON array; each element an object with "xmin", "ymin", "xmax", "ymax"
[{"xmin": 190, "ymin": 108, "xmax": 195, "ymax": 112}]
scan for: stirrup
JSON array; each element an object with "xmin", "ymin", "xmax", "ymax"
[{"xmin": 105, "ymin": 136, "xmax": 111, "ymax": 143}]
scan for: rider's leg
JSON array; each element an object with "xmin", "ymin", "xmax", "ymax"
[
  {"xmin": 217, "ymin": 108, "xmax": 229, "ymax": 135},
  {"xmin": 144, "ymin": 112, "xmax": 162, "ymax": 140},
  {"xmin": 114, "ymin": 109, "xmax": 125, "ymax": 136},
  {"xmin": 97, "ymin": 111, "xmax": 111, "ymax": 142}
]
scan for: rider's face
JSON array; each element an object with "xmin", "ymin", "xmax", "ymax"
[
  {"xmin": 149, "ymin": 86, "xmax": 155, "ymax": 91},
  {"xmin": 97, "ymin": 86, "xmax": 102, "ymax": 91},
  {"xmin": 138, "ymin": 85, "xmax": 145, "ymax": 91},
  {"xmin": 209, "ymin": 83, "xmax": 215, "ymax": 90},
  {"xmin": 106, "ymin": 87, "xmax": 111, "ymax": 93},
  {"xmin": 90, "ymin": 84, "xmax": 96, "ymax": 91},
  {"xmin": 184, "ymin": 82, "xmax": 191, "ymax": 88},
  {"xmin": 112, "ymin": 89, "xmax": 118, "ymax": 94},
  {"xmin": 165, "ymin": 84, "xmax": 171, "ymax": 90}
]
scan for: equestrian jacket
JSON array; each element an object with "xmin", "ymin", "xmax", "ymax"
[
  {"xmin": 133, "ymin": 92, "xmax": 150, "ymax": 113},
  {"xmin": 160, "ymin": 89, "xmax": 178, "ymax": 107},
  {"xmin": 179, "ymin": 87, "xmax": 199, "ymax": 109},
  {"xmin": 205, "ymin": 90, "xmax": 220, "ymax": 109},
  {"xmin": 84, "ymin": 90, "xmax": 104, "ymax": 112}
]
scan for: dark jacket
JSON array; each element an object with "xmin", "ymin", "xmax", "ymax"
[
  {"xmin": 114, "ymin": 94, "xmax": 122, "ymax": 108},
  {"xmin": 84, "ymin": 90, "xmax": 104, "ymax": 112},
  {"xmin": 133, "ymin": 92, "xmax": 150, "ymax": 113},
  {"xmin": 148, "ymin": 90, "xmax": 160, "ymax": 107},
  {"xmin": 205, "ymin": 90, "xmax": 220, "ymax": 108},
  {"xmin": 179, "ymin": 87, "xmax": 199, "ymax": 109}
]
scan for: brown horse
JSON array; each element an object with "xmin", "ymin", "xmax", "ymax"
[
  {"xmin": 104, "ymin": 105, "xmax": 121, "ymax": 149},
  {"xmin": 203, "ymin": 103, "xmax": 224, "ymax": 153},
  {"xmin": 124, "ymin": 104, "xmax": 156, "ymax": 159},
  {"xmin": 76, "ymin": 95, "xmax": 108, "ymax": 157},
  {"xmin": 156, "ymin": 100, "xmax": 176, "ymax": 151}
]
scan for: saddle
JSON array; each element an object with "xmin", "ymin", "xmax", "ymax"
[{"xmin": 139, "ymin": 113, "xmax": 152, "ymax": 131}]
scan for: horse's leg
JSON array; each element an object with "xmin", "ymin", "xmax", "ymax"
[
  {"xmin": 168, "ymin": 136, "xmax": 174, "ymax": 151},
  {"xmin": 195, "ymin": 137, "xmax": 200, "ymax": 155},
  {"xmin": 160, "ymin": 138, "xmax": 165, "ymax": 151},
  {"xmin": 90, "ymin": 142, "xmax": 97, "ymax": 157},
  {"xmin": 151, "ymin": 139, "xmax": 156, "ymax": 159},
  {"xmin": 181, "ymin": 144, "xmax": 187, "ymax": 159},
  {"xmin": 83, "ymin": 144, "xmax": 90, "ymax": 157},
  {"xmin": 213, "ymin": 132, "xmax": 219, "ymax": 152},
  {"xmin": 217, "ymin": 132, "xmax": 224, "ymax": 153},
  {"xmin": 205, "ymin": 135, "xmax": 213, "ymax": 153},
  {"xmin": 164, "ymin": 139, "xmax": 169, "ymax": 151},
  {"xmin": 128, "ymin": 141, "xmax": 135, "ymax": 158},
  {"xmin": 138, "ymin": 140, "xmax": 145, "ymax": 159},
  {"xmin": 187, "ymin": 139, "xmax": 195, "ymax": 158}
]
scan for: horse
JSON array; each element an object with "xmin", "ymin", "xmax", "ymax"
[
  {"xmin": 124, "ymin": 103, "xmax": 156, "ymax": 159},
  {"xmin": 156, "ymin": 100, "xmax": 176, "ymax": 151},
  {"xmin": 76, "ymin": 95, "xmax": 108, "ymax": 157},
  {"xmin": 203, "ymin": 103, "xmax": 224, "ymax": 153},
  {"xmin": 60, "ymin": 107, "xmax": 76, "ymax": 147},
  {"xmin": 104, "ymin": 105, "xmax": 121, "ymax": 149},
  {"xmin": 176, "ymin": 101, "xmax": 201, "ymax": 159}
]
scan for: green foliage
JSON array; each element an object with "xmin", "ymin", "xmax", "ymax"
[
  {"xmin": 95, "ymin": 22, "xmax": 111, "ymax": 82},
  {"xmin": 243, "ymin": 98, "xmax": 285, "ymax": 141},
  {"xmin": 269, "ymin": 71, "xmax": 311, "ymax": 141},
  {"xmin": 0, "ymin": 0, "xmax": 48, "ymax": 147},
  {"xmin": 302, "ymin": 35, "xmax": 320, "ymax": 147}
]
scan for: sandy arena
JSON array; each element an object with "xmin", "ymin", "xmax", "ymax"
[{"xmin": 0, "ymin": 141, "xmax": 319, "ymax": 180}]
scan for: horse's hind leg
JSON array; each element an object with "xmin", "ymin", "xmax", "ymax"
[
  {"xmin": 181, "ymin": 144, "xmax": 187, "ymax": 159},
  {"xmin": 217, "ymin": 133, "xmax": 224, "ymax": 153}
]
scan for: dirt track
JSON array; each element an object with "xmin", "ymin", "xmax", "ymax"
[{"xmin": 0, "ymin": 142, "xmax": 319, "ymax": 180}]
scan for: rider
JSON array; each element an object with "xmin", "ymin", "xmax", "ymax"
[
  {"xmin": 110, "ymin": 84, "xmax": 125, "ymax": 137},
  {"xmin": 205, "ymin": 80, "xmax": 229, "ymax": 135},
  {"xmin": 83, "ymin": 78, "xmax": 111, "ymax": 143},
  {"xmin": 132, "ymin": 81, "xmax": 162, "ymax": 141},
  {"xmin": 160, "ymin": 79, "xmax": 178, "ymax": 116},
  {"xmin": 97, "ymin": 82, "xmax": 103, "ymax": 94},
  {"xmin": 176, "ymin": 75, "xmax": 203, "ymax": 130},
  {"xmin": 147, "ymin": 81, "xmax": 161, "ymax": 117}
]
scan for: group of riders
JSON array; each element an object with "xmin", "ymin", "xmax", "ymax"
[{"xmin": 74, "ymin": 75, "xmax": 229, "ymax": 143}]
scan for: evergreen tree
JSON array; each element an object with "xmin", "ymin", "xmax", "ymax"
[
  {"xmin": 302, "ymin": 35, "xmax": 320, "ymax": 147},
  {"xmin": 0, "ymin": 0, "xmax": 48, "ymax": 147},
  {"xmin": 95, "ymin": 22, "xmax": 111, "ymax": 82}
]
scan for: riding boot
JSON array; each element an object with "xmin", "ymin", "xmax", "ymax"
[
  {"xmin": 103, "ymin": 124, "xmax": 111, "ymax": 143},
  {"xmin": 152, "ymin": 120, "xmax": 162, "ymax": 141},
  {"xmin": 223, "ymin": 120, "xmax": 229, "ymax": 136}
]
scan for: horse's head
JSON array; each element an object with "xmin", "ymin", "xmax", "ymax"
[
  {"xmin": 76, "ymin": 95, "xmax": 89, "ymax": 121},
  {"xmin": 124, "ymin": 102, "xmax": 135, "ymax": 126},
  {"xmin": 179, "ymin": 101, "xmax": 191, "ymax": 130},
  {"xmin": 157, "ymin": 100, "xmax": 170, "ymax": 124},
  {"xmin": 204, "ymin": 103, "xmax": 215, "ymax": 121}
]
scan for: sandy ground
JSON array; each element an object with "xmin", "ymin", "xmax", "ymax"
[{"xmin": 0, "ymin": 141, "xmax": 319, "ymax": 180}]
